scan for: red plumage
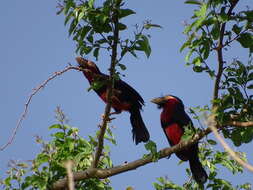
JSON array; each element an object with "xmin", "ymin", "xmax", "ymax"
[
  {"xmin": 76, "ymin": 57, "xmax": 150, "ymax": 145},
  {"xmin": 152, "ymin": 95, "xmax": 208, "ymax": 184}
]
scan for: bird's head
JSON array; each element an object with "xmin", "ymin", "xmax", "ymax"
[
  {"xmin": 75, "ymin": 57, "xmax": 101, "ymax": 74},
  {"xmin": 151, "ymin": 95, "xmax": 183, "ymax": 109}
]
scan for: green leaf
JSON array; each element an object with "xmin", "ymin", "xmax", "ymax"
[
  {"xmin": 231, "ymin": 130, "xmax": 242, "ymax": 146},
  {"xmin": 49, "ymin": 124, "xmax": 62, "ymax": 129},
  {"xmin": 88, "ymin": 0, "xmax": 95, "ymax": 8},
  {"xmin": 144, "ymin": 140, "xmax": 160, "ymax": 161},
  {"xmin": 54, "ymin": 132, "xmax": 65, "ymax": 139},
  {"xmin": 93, "ymin": 48, "xmax": 99, "ymax": 60},
  {"xmin": 242, "ymin": 128, "xmax": 253, "ymax": 143},
  {"xmin": 232, "ymin": 24, "xmax": 243, "ymax": 35},
  {"xmin": 207, "ymin": 139, "xmax": 217, "ymax": 145},
  {"xmin": 211, "ymin": 23, "xmax": 220, "ymax": 40},
  {"xmin": 64, "ymin": 12, "xmax": 73, "ymax": 25},
  {"xmin": 180, "ymin": 41, "xmax": 190, "ymax": 52},
  {"xmin": 135, "ymin": 35, "xmax": 151, "ymax": 58},
  {"xmin": 118, "ymin": 23, "xmax": 127, "ymax": 31},
  {"xmin": 144, "ymin": 23, "xmax": 162, "ymax": 29},
  {"xmin": 185, "ymin": 49, "xmax": 194, "ymax": 63},
  {"xmin": 181, "ymin": 124, "xmax": 195, "ymax": 141},
  {"xmin": 247, "ymin": 84, "xmax": 253, "ymax": 89},
  {"xmin": 247, "ymin": 72, "xmax": 253, "ymax": 81},
  {"xmin": 64, "ymin": 0, "xmax": 75, "ymax": 15},
  {"xmin": 36, "ymin": 153, "xmax": 50, "ymax": 165},
  {"xmin": 193, "ymin": 65, "xmax": 205, "ymax": 72},
  {"xmin": 185, "ymin": 0, "xmax": 202, "ymax": 5},
  {"xmin": 195, "ymin": 3, "xmax": 207, "ymax": 17},
  {"xmin": 145, "ymin": 140, "xmax": 157, "ymax": 152},
  {"xmin": 78, "ymin": 11, "xmax": 85, "ymax": 22},
  {"xmin": 237, "ymin": 33, "xmax": 253, "ymax": 48},
  {"xmin": 192, "ymin": 56, "xmax": 201, "ymax": 66},
  {"xmin": 88, "ymin": 81, "xmax": 105, "ymax": 91},
  {"xmin": 118, "ymin": 64, "xmax": 127, "ymax": 70},
  {"xmin": 80, "ymin": 46, "xmax": 93, "ymax": 55},
  {"xmin": 119, "ymin": 9, "xmax": 136, "ymax": 19},
  {"xmin": 68, "ymin": 19, "xmax": 78, "ymax": 36},
  {"xmin": 79, "ymin": 26, "xmax": 92, "ymax": 41}
]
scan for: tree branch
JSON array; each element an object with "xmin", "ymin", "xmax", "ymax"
[
  {"xmin": 92, "ymin": 0, "xmax": 121, "ymax": 168},
  {"xmin": 51, "ymin": 127, "xmax": 211, "ymax": 190},
  {"xmin": 51, "ymin": 117, "xmax": 253, "ymax": 190},
  {"xmin": 225, "ymin": 121, "xmax": 253, "ymax": 128},
  {"xmin": 64, "ymin": 161, "xmax": 75, "ymax": 190},
  {"xmin": 0, "ymin": 65, "xmax": 83, "ymax": 151},
  {"xmin": 207, "ymin": 115, "xmax": 253, "ymax": 172},
  {"xmin": 213, "ymin": 0, "xmax": 239, "ymax": 103}
]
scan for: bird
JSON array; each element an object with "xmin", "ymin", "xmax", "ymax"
[
  {"xmin": 75, "ymin": 57, "xmax": 150, "ymax": 145},
  {"xmin": 151, "ymin": 95, "xmax": 207, "ymax": 184}
]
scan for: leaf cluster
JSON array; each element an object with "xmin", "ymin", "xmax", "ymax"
[
  {"xmin": 57, "ymin": 0, "xmax": 159, "ymax": 62},
  {"xmin": 216, "ymin": 59, "xmax": 253, "ymax": 146},
  {"xmin": 153, "ymin": 142, "xmax": 251, "ymax": 190},
  {"xmin": 181, "ymin": 0, "xmax": 253, "ymax": 76},
  {"xmin": 0, "ymin": 109, "xmax": 115, "ymax": 190}
]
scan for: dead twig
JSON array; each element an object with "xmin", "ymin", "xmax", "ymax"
[{"xmin": 0, "ymin": 65, "xmax": 82, "ymax": 151}]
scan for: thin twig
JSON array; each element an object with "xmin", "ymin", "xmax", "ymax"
[
  {"xmin": 207, "ymin": 115, "xmax": 253, "ymax": 172},
  {"xmin": 0, "ymin": 65, "xmax": 82, "ymax": 151},
  {"xmin": 92, "ymin": 0, "xmax": 121, "ymax": 168}
]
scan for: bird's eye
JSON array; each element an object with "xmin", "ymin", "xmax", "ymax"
[{"xmin": 157, "ymin": 104, "xmax": 163, "ymax": 109}]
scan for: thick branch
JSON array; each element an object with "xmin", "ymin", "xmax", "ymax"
[
  {"xmin": 213, "ymin": 0, "xmax": 239, "ymax": 103},
  {"xmin": 64, "ymin": 161, "xmax": 75, "ymax": 190},
  {"xmin": 225, "ymin": 121, "xmax": 253, "ymax": 128},
  {"xmin": 92, "ymin": 0, "xmax": 121, "ymax": 168},
  {"xmin": 51, "ymin": 127, "xmax": 211, "ymax": 190}
]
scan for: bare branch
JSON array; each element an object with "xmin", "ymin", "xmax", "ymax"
[
  {"xmin": 207, "ymin": 115, "xmax": 253, "ymax": 172},
  {"xmin": 225, "ymin": 121, "xmax": 253, "ymax": 128},
  {"xmin": 0, "ymin": 65, "xmax": 83, "ymax": 151},
  {"xmin": 92, "ymin": 0, "xmax": 121, "ymax": 168}
]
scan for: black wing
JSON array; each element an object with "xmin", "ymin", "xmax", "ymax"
[
  {"xmin": 114, "ymin": 79, "xmax": 144, "ymax": 109},
  {"xmin": 172, "ymin": 100, "xmax": 194, "ymax": 129}
]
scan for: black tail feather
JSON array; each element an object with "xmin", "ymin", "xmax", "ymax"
[
  {"xmin": 129, "ymin": 108, "xmax": 150, "ymax": 145},
  {"xmin": 189, "ymin": 156, "xmax": 208, "ymax": 184}
]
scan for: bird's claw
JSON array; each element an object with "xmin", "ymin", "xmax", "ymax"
[{"xmin": 101, "ymin": 114, "xmax": 116, "ymax": 122}]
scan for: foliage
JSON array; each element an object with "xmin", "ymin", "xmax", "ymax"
[
  {"xmin": 181, "ymin": 0, "xmax": 253, "ymax": 146},
  {"xmin": 153, "ymin": 142, "xmax": 251, "ymax": 190},
  {"xmin": 144, "ymin": 140, "xmax": 160, "ymax": 162},
  {"xmin": 2, "ymin": 0, "xmax": 253, "ymax": 189},
  {"xmin": 0, "ymin": 108, "xmax": 115, "ymax": 190},
  {"xmin": 57, "ymin": 0, "xmax": 160, "ymax": 62}
]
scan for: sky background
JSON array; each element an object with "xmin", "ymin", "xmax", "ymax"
[{"xmin": 1, "ymin": 0, "xmax": 252, "ymax": 189}]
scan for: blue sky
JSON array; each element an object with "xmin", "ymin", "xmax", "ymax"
[{"xmin": 1, "ymin": 0, "xmax": 252, "ymax": 189}]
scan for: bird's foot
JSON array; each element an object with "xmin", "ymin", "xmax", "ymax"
[
  {"xmin": 101, "ymin": 110, "xmax": 121, "ymax": 121},
  {"xmin": 101, "ymin": 114, "xmax": 116, "ymax": 122}
]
